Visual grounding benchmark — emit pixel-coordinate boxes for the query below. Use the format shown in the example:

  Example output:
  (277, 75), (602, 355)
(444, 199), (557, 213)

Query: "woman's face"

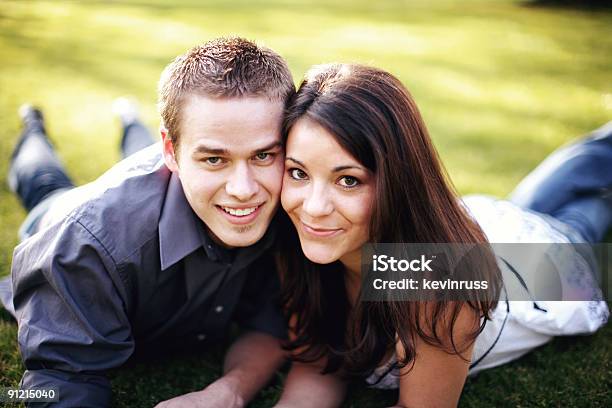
(281, 118), (375, 269)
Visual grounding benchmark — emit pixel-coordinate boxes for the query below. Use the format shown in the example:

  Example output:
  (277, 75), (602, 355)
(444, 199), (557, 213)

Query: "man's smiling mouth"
(218, 205), (261, 217)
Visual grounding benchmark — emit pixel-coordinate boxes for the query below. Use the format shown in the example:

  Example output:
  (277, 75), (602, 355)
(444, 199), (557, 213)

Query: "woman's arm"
(395, 304), (479, 408)
(275, 360), (346, 408)
(274, 311), (346, 408)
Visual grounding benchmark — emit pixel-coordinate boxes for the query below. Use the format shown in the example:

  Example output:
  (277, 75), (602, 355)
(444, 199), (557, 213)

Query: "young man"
(0, 37), (295, 407)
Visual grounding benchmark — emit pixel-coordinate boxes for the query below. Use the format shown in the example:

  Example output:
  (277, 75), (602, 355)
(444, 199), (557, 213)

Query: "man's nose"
(225, 162), (259, 201)
(303, 183), (333, 217)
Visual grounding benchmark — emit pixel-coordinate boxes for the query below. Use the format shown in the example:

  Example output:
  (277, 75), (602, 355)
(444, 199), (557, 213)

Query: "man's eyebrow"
(253, 141), (283, 154)
(286, 157), (365, 172)
(193, 141), (283, 156)
(193, 145), (229, 155)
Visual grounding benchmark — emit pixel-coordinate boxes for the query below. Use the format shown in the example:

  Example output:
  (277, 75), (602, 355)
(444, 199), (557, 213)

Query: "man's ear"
(161, 126), (179, 172)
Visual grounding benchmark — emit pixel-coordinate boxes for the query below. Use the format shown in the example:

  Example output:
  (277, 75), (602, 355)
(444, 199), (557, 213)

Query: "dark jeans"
(8, 120), (156, 213)
(7, 120), (75, 212)
(509, 122), (612, 243)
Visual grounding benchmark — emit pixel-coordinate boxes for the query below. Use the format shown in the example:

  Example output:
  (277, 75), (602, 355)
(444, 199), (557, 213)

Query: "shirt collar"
(159, 173), (209, 270)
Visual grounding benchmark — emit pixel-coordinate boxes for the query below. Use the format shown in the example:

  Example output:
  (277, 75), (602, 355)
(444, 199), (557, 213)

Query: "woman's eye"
(338, 176), (359, 188)
(289, 168), (308, 180)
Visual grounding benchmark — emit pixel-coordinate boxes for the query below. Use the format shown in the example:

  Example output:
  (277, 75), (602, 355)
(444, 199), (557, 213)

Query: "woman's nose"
(303, 184), (333, 217)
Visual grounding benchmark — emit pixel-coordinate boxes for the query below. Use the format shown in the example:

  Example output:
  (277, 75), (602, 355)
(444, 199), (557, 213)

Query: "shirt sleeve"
(232, 253), (287, 340)
(11, 217), (134, 407)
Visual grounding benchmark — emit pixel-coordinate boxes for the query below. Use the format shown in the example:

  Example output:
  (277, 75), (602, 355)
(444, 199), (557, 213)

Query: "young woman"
(274, 63), (610, 407)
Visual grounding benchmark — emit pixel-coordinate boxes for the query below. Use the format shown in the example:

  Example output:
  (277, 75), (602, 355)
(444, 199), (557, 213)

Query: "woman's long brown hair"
(279, 63), (500, 378)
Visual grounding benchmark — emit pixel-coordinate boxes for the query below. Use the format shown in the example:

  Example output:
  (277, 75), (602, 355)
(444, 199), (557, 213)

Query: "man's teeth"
(222, 206), (258, 216)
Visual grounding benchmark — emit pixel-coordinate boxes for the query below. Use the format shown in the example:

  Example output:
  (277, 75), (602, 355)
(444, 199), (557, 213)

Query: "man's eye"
(288, 168), (308, 180)
(254, 152), (272, 161)
(338, 176), (359, 188)
(205, 157), (223, 165)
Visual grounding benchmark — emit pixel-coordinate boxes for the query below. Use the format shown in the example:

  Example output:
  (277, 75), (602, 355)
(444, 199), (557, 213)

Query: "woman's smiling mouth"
(300, 220), (343, 237)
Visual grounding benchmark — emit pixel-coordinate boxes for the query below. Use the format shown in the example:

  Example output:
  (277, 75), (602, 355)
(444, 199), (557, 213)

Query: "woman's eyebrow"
(286, 157), (365, 173)
(332, 165), (364, 172)
(286, 157), (305, 167)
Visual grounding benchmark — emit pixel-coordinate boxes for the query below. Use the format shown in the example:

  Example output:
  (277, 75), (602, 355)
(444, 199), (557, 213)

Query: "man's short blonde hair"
(158, 37), (294, 149)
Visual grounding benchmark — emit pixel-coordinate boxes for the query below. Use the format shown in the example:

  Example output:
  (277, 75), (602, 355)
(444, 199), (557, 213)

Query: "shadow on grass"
(0, 305), (15, 323)
(522, 0), (612, 10)
(109, 343), (225, 406)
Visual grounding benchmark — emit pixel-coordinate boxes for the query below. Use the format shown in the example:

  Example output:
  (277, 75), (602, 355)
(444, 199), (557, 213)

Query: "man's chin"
(219, 235), (263, 248)
(204, 208), (275, 248)
(209, 225), (268, 248)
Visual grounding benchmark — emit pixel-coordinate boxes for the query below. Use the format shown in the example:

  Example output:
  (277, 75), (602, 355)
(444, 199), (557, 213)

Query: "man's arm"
(155, 331), (285, 408)
(20, 370), (113, 408)
(12, 219), (134, 407)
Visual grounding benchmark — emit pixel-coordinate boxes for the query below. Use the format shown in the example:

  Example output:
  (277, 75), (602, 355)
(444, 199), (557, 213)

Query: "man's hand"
(154, 377), (245, 408)
(155, 332), (284, 408)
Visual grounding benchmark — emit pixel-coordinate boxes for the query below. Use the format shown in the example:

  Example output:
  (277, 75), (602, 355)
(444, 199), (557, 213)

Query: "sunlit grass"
(0, 0), (610, 406)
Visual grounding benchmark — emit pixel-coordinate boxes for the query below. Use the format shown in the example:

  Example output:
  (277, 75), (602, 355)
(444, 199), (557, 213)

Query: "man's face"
(162, 94), (284, 248)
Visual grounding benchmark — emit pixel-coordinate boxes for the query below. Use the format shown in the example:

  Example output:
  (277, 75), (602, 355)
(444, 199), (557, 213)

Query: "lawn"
(0, 0), (611, 406)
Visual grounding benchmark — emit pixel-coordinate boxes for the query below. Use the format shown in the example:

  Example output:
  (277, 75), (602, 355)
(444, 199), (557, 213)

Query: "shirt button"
(196, 333), (207, 341)
(215, 305), (224, 313)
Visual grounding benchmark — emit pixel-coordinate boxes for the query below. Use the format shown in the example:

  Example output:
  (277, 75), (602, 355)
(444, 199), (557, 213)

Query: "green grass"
(0, 0), (611, 406)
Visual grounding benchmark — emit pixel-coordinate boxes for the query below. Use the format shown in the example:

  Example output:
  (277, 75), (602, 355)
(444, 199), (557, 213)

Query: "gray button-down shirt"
(9, 144), (286, 407)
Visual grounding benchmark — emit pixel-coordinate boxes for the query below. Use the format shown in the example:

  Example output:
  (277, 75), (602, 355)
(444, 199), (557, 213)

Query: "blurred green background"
(0, 0), (611, 406)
